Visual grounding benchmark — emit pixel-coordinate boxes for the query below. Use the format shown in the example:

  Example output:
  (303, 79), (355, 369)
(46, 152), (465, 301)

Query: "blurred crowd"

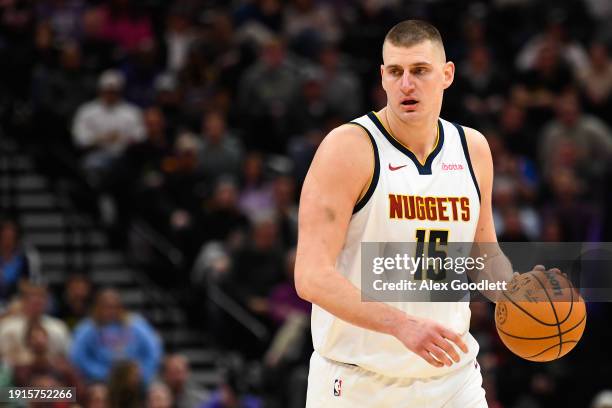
(2, 0), (612, 407)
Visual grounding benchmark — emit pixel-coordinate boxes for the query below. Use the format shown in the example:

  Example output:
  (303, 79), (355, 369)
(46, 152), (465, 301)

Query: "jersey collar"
(367, 111), (444, 175)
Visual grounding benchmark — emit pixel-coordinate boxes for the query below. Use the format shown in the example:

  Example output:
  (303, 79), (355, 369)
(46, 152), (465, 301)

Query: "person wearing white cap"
(72, 69), (145, 183)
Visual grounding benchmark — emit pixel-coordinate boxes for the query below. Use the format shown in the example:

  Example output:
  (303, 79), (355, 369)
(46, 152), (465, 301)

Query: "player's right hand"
(392, 315), (468, 368)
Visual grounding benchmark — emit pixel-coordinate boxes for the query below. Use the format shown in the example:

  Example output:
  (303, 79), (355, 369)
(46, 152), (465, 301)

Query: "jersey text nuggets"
(388, 194), (470, 221)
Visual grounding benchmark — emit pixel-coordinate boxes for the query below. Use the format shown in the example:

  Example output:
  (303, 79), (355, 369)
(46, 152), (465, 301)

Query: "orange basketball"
(494, 269), (586, 362)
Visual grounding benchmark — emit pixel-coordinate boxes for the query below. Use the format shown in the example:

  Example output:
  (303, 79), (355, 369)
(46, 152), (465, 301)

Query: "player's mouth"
(400, 99), (419, 110)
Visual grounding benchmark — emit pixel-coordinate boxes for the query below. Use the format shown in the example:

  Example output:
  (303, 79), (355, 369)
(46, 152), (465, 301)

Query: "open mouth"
(401, 99), (418, 106)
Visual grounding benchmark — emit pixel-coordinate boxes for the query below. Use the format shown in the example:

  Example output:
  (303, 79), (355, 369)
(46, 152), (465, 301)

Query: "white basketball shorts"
(306, 351), (487, 407)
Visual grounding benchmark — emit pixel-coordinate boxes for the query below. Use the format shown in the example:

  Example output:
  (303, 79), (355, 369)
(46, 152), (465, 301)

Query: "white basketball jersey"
(311, 111), (482, 379)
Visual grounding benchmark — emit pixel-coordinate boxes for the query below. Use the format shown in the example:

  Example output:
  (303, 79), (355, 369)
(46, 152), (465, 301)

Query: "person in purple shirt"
(268, 249), (311, 325)
(70, 288), (162, 385)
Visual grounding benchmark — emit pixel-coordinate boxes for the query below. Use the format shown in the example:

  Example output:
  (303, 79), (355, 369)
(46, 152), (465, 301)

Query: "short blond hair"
(383, 20), (445, 60)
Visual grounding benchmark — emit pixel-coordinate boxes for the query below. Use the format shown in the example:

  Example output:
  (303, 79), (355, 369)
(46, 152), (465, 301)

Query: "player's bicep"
(295, 127), (372, 299)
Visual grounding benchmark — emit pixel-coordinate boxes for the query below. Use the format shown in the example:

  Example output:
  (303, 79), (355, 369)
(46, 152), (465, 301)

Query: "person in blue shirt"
(70, 288), (162, 385)
(0, 219), (30, 304)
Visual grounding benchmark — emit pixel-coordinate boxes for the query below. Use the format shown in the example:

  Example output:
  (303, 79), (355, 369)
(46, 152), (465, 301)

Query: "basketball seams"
(502, 292), (559, 326)
(523, 340), (578, 360)
(497, 313), (586, 340)
(531, 273), (563, 359)
(553, 272), (576, 325)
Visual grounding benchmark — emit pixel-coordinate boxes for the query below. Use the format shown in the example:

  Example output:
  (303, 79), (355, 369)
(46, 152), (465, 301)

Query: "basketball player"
(295, 20), (516, 407)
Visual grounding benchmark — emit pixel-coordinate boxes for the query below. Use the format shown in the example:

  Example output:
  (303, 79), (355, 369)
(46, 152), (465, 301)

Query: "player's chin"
(397, 105), (421, 118)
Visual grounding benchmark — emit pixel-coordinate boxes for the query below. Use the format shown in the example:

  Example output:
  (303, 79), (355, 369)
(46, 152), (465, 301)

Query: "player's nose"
(400, 72), (416, 92)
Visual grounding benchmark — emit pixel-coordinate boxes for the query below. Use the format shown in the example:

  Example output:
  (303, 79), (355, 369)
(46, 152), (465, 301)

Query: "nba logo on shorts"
(333, 378), (342, 396)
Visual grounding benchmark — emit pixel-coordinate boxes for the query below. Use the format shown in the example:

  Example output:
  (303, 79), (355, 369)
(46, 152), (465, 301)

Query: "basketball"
(495, 269), (586, 362)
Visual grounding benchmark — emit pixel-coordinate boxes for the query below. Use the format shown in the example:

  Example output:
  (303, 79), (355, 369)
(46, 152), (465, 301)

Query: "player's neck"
(380, 107), (438, 162)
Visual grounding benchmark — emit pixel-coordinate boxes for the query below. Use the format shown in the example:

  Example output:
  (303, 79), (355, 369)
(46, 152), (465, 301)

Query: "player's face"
(381, 40), (454, 123)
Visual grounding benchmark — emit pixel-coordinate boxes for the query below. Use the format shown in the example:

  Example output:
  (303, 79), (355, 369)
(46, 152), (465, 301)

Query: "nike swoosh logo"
(388, 164), (407, 171)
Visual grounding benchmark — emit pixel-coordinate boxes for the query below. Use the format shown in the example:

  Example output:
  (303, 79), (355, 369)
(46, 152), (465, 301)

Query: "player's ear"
(380, 64), (387, 91)
(442, 61), (455, 89)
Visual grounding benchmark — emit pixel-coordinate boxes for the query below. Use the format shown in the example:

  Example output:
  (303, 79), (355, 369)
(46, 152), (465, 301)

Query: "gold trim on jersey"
(373, 111), (439, 166)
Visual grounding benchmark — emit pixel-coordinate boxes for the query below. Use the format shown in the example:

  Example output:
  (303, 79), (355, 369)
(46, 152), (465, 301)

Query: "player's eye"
(413, 67), (428, 75)
(388, 68), (402, 76)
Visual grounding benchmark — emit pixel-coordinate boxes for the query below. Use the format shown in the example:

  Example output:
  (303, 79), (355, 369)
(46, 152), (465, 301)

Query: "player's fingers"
(434, 336), (460, 363)
(440, 328), (468, 354)
(428, 345), (453, 367)
(533, 264), (546, 271)
(419, 350), (444, 368)
(548, 267), (566, 277)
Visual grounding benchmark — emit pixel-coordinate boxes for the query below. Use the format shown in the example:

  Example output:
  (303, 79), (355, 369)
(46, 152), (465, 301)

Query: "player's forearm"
(469, 244), (513, 302)
(296, 266), (408, 337)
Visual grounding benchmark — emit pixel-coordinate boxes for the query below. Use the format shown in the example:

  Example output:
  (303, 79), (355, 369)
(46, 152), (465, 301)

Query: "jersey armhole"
(347, 122), (380, 214)
(453, 123), (482, 203)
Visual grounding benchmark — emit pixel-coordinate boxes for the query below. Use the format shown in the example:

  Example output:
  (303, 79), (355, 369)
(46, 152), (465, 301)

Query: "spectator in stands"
(161, 354), (208, 408)
(96, 0), (153, 53)
(539, 90), (612, 183)
(267, 249), (309, 326)
(31, 42), (96, 143)
(153, 73), (184, 139)
(70, 288), (162, 385)
(578, 41), (612, 122)
(287, 68), (334, 135)
(454, 45), (507, 126)
(511, 42), (575, 126)
(199, 358), (263, 408)
(498, 102), (536, 159)
(107, 360), (145, 408)
(317, 44), (362, 120)
(86, 383), (110, 408)
(283, 0), (340, 57)
(225, 214), (283, 319)
(198, 110), (244, 185)
(35, 0), (85, 45)
(238, 37), (300, 152)
(55, 274), (93, 331)
(264, 249), (310, 369)
(543, 167), (602, 241)
(288, 128), (325, 187)
(591, 390), (612, 408)
(147, 381), (174, 408)
(516, 12), (588, 73)
(198, 177), (250, 246)
(238, 152), (275, 220)
(79, 8), (115, 73)
(0, 219), (30, 304)
(0, 282), (71, 365)
(177, 42), (217, 125)
(164, 6), (197, 73)
(110, 106), (171, 224)
(72, 69), (145, 185)
(234, 0), (283, 34)
(120, 39), (162, 107)
(13, 321), (86, 402)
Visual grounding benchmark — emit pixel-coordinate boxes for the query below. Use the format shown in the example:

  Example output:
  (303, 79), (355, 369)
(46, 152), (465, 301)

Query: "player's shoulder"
(457, 124), (491, 158)
(308, 121), (374, 187)
(324, 121), (372, 145)
(315, 122), (374, 164)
